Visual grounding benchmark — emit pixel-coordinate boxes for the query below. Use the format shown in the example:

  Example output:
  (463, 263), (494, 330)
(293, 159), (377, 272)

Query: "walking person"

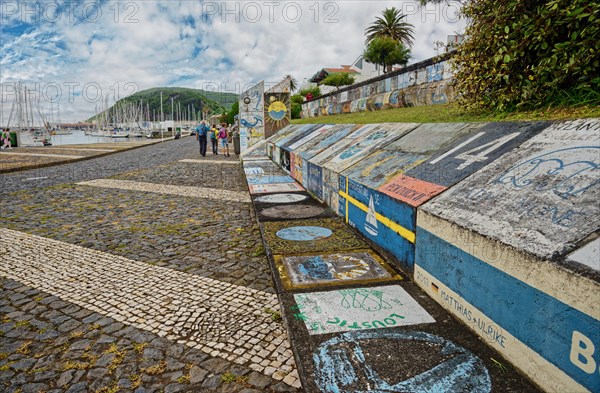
(1, 129), (11, 150)
(219, 123), (230, 157)
(210, 124), (219, 155)
(196, 120), (209, 157)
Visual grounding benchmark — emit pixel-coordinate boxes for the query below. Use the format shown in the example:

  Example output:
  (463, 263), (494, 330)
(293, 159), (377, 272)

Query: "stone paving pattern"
(0, 277), (297, 393)
(0, 139), (302, 392)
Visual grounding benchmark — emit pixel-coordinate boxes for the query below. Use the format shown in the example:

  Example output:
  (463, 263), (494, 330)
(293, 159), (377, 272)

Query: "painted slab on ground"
(240, 139), (267, 158)
(312, 330), (491, 393)
(275, 250), (400, 290)
(293, 285), (435, 335)
(414, 213), (600, 393)
(339, 175), (417, 271)
(422, 119), (599, 259)
(262, 218), (368, 255)
(248, 182), (305, 194)
(246, 174), (296, 185)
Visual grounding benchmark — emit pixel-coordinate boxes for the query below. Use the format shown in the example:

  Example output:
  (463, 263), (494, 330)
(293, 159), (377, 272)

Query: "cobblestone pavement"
(0, 140), (302, 392)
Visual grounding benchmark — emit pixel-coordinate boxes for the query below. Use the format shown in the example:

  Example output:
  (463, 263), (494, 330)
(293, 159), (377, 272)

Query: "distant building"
(308, 55), (382, 94)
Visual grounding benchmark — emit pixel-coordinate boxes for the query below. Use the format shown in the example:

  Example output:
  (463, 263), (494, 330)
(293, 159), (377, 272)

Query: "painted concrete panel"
(248, 183), (304, 194)
(341, 122), (483, 189)
(254, 193), (309, 204)
(274, 250), (400, 290)
(339, 176), (416, 272)
(309, 124), (379, 167)
(322, 123), (418, 174)
(406, 121), (550, 187)
(422, 119), (600, 259)
(293, 285), (435, 335)
(239, 81), (265, 152)
(415, 225), (600, 393)
(307, 162), (323, 201)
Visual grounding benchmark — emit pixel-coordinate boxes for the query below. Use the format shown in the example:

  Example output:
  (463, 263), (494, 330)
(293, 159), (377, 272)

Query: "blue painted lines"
(313, 330), (491, 393)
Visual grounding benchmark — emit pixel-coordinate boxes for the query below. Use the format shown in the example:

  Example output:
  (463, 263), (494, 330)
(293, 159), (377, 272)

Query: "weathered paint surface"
(248, 182), (304, 194)
(307, 162), (323, 201)
(239, 81), (265, 152)
(276, 250), (398, 290)
(254, 193), (308, 204)
(378, 174), (447, 207)
(406, 121), (550, 187)
(246, 174), (296, 185)
(293, 285), (435, 335)
(244, 167), (265, 175)
(276, 226), (332, 241)
(322, 123), (417, 174)
(415, 213), (600, 393)
(339, 175), (416, 271)
(313, 330), (490, 393)
(422, 119), (600, 259)
(309, 124), (379, 167)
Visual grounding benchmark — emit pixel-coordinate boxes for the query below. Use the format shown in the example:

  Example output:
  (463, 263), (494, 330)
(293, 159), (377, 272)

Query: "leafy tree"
(436, 0), (599, 110)
(299, 86), (321, 99)
(224, 101), (239, 125)
(363, 36), (411, 73)
(290, 94), (304, 119)
(365, 7), (415, 47)
(319, 73), (356, 91)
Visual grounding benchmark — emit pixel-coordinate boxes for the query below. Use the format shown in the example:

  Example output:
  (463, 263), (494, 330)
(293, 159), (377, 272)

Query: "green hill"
(87, 87), (238, 122)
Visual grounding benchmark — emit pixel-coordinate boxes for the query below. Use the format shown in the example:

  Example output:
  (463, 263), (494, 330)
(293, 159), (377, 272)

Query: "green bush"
(452, 0), (600, 111)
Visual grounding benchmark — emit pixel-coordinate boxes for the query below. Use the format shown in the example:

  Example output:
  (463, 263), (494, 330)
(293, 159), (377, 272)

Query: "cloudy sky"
(0, 0), (465, 122)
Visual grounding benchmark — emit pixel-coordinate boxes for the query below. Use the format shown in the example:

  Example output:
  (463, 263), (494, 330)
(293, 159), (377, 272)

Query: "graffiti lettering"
(327, 313), (405, 330)
(383, 182), (428, 202)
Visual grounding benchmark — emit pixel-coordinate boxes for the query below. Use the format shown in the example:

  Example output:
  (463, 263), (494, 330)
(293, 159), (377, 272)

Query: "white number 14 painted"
(430, 132), (521, 170)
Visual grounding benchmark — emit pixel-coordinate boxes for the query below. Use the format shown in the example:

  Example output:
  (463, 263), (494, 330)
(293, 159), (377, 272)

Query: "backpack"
(218, 128), (227, 139)
(196, 124), (208, 137)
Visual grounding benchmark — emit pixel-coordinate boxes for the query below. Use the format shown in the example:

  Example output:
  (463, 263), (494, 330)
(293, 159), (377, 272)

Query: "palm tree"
(365, 7), (415, 47)
(285, 74), (298, 92)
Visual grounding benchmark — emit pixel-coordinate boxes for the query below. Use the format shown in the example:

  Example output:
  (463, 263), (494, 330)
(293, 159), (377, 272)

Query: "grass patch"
(291, 103), (600, 125)
(0, 361), (15, 371)
(16, 341), (31, 355)
(131, 342), (147, 355)
(143, 360), (167, 375)
(14, 320), (30, 328)
(0, 352), (8, 360)
(70, 331), (85, 339)
(62, 361), (90, 371)
(129, 374), (142, 389)
(176, 374), (190, 384)
(221, 371), (250, 386)
(252, 244), (265, 257)
(105, 344), (126, 374)
(264, 308), (282, 322)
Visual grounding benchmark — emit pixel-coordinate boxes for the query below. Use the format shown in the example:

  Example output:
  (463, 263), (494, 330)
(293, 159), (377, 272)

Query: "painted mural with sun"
(264, 92), (291, 137)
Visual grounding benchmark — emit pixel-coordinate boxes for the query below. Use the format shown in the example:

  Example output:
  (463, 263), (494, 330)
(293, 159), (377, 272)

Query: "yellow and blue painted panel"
(339, 175), (416, 272)
(415, 227), (600, 392)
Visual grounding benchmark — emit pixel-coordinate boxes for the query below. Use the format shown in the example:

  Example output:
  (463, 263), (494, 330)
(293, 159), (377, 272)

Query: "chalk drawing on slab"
(275, 250), (401, 290)
(249, 183), (305, 194)
(276, 226), (332, 241)
(313, 330), (491, 393)
(255, 193), (308, 204)
(261, 205), (326, 219)
(293, 285), (435, 335)
(244, 167), (265, 175)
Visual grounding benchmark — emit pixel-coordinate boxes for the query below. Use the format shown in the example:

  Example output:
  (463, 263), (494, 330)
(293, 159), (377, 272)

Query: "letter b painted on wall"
(570, 331), (598, 374)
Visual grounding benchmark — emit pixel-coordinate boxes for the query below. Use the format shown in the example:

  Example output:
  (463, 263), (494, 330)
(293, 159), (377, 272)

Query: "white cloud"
(0, 0), (465, 122)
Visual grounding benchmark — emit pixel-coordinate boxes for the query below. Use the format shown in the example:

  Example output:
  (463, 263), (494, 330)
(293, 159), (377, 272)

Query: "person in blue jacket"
(195, 120), (209, 156)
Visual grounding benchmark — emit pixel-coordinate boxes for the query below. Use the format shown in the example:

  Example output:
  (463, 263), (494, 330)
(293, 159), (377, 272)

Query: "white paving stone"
(76, 178), (251, 203)
(0, 228), (295, 380)
(179, 159), (241, 165)
(0, 152), (85, 158)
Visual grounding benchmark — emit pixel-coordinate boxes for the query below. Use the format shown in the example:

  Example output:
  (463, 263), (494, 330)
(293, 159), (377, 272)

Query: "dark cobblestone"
(0, 277), (300, 392)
